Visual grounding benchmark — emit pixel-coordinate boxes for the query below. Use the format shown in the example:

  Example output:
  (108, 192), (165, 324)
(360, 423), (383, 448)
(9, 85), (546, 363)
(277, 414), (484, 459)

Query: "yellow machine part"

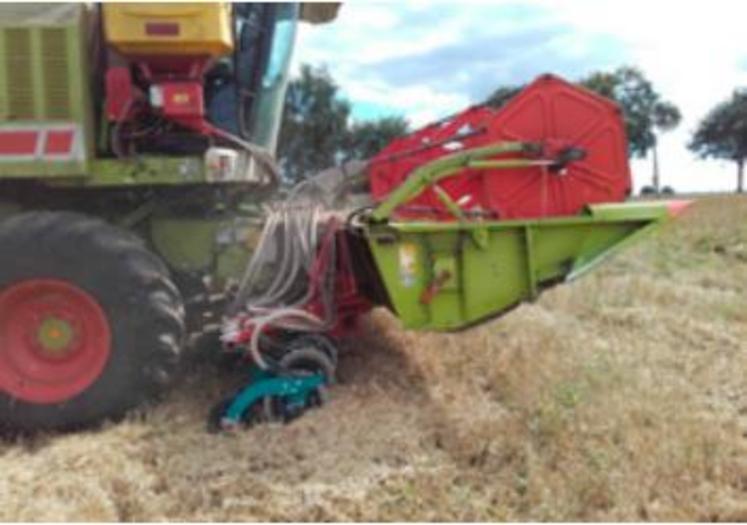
(102, 3), (234, 58)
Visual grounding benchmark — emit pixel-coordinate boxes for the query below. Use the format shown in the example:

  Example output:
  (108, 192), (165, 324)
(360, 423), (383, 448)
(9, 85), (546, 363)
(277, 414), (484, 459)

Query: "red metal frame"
(105, 55), (219, 135)
(229, 220), (371, 349)
(0, 131), (38, 156)
(369, 74), (632, 220)
(318, 225), (372, 338)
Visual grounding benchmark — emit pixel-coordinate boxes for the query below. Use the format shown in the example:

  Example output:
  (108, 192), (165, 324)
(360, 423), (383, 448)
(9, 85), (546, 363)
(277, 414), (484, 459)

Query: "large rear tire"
(0, 212), (185, 433)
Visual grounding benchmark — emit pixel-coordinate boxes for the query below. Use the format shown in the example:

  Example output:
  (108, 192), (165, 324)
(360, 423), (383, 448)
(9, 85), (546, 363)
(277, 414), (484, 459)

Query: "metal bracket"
(471, 227), (489, 250)
(221, 368), (325, 425)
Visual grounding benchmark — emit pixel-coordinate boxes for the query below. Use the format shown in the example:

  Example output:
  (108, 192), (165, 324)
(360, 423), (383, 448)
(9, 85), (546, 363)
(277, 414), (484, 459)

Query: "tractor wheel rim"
(0, 279), (112, 404)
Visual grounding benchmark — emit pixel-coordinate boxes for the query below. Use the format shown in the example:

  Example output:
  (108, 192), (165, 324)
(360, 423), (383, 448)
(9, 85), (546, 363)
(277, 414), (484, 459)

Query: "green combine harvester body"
(0, 3), (304, 284)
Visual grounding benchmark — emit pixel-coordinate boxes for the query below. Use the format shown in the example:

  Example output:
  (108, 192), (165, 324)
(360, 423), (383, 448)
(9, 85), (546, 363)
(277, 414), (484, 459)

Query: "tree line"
(277, 65), (408, 184)
(278, 64), (747, 193)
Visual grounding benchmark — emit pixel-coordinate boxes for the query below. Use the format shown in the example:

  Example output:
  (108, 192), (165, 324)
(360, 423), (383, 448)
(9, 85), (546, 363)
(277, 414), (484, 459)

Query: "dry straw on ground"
(1, 195), (747, 521)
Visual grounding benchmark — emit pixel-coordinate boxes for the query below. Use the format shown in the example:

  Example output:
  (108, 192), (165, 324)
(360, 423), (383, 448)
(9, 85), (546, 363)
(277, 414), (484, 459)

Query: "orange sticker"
(172, 93), (190, 105)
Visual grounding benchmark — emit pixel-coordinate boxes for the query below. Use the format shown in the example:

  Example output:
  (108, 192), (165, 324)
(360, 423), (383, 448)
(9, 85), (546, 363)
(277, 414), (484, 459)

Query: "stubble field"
(1, 194), (747, 521)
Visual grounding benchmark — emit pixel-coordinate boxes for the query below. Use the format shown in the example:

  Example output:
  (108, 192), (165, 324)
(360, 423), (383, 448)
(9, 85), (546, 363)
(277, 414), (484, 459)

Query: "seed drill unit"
(0, 3), (687, 433)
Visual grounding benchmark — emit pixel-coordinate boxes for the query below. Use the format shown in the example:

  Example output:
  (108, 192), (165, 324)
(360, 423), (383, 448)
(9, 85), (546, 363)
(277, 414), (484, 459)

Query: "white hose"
(246, 308), (326, 369)
(224, 170), (344, 369)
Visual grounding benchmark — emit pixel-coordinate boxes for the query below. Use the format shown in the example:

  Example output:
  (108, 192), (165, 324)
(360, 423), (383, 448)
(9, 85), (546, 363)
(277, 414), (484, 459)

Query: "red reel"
(369, 74), (632, 220)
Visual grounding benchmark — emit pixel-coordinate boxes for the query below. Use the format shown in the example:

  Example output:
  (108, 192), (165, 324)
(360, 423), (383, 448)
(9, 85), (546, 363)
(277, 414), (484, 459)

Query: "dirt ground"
(1, 194), (747, 521)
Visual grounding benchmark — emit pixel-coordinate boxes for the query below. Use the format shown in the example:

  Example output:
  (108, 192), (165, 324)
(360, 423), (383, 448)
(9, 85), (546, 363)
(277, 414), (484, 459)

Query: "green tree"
(485, 85), (523, 109)
(648, 101), (681, 191)
(484, 67), (682, 187)
(343, 116), (409, 161)
(580, 67), (681, 190)
(277, 65), (409, 184)
(277, 65), (351, 184)
(689, 89), (747, 193)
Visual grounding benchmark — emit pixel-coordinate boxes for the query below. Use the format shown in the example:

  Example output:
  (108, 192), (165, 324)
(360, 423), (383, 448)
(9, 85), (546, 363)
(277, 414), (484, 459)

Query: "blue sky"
(292, 1), (747, 193)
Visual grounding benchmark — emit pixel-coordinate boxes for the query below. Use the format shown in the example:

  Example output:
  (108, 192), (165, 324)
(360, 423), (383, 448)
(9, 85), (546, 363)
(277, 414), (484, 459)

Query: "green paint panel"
(364, 201), (674, 331)
(89, 157), (205, 187)
(149, 215), (258, 285)
(0, 4), (94, 178)
(150, 218), (220, 274)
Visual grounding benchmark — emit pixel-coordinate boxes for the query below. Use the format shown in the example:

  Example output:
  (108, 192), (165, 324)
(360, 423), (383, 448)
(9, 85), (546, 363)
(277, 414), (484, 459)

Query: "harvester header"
(369, 74), (632, 221)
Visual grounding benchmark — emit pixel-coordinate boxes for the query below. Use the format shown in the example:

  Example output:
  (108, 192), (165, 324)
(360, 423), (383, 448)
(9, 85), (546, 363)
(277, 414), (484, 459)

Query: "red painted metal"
(135, 56), (212, 81)
(369, 74), (632, 220)
(161, 82), (204, 119)
(105, 66), (137, 121)
(0, 279), (112, 404)
(317, 227), (372, 338)
(0, 131), (38, 156)
(0, 128), (80, 159)
(230, 221), (371, 348)
(44, 130), (75, 155)
(105, 56), (217, 137)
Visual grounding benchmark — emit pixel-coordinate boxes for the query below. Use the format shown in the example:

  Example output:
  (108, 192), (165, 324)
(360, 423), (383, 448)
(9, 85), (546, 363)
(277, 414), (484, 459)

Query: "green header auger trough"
(364, 200), (684, 332)
(0, 3), (689, 434)
(359, 140), (689, 331)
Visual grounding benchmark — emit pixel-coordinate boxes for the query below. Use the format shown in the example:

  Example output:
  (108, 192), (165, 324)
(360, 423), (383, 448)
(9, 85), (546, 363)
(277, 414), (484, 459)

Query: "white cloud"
(294, 1), (747, 192)
(531, 0), (747, 191)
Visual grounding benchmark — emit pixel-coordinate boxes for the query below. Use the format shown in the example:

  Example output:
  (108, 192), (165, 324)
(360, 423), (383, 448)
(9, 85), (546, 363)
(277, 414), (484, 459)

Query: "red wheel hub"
(0, 279), (111, 404)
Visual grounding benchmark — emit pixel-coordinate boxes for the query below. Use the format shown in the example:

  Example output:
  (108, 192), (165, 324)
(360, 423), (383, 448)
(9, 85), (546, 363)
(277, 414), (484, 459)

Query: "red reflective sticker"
(0, 131), (38, 155)
(44, 130), (74, 155)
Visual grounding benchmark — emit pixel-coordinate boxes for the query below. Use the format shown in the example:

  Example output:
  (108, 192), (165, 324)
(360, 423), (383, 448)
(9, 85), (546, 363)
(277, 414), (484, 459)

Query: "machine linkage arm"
(369, 141), (586, 222)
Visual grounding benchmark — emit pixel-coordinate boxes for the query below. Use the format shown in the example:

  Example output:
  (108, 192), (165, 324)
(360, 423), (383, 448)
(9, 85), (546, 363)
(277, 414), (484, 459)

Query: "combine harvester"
(0, 3), (687, 434)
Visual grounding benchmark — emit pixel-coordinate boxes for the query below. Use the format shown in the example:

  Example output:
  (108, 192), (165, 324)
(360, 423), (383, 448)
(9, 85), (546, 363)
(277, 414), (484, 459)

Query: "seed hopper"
(212, 74), (689, 430)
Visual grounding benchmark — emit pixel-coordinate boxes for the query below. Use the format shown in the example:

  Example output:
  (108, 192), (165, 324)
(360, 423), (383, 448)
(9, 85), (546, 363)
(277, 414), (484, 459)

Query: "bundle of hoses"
(222, 176), (343, 370)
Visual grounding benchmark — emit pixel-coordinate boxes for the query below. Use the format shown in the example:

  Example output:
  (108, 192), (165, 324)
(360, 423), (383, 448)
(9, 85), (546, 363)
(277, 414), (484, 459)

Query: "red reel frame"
(369, 74), (632, 221)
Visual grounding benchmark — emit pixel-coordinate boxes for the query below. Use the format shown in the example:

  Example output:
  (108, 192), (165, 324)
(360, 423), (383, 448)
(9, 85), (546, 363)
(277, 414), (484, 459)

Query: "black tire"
(280, 344), (337, 385)
(0, 212), (185, 433)
(287, 334), (338, 369)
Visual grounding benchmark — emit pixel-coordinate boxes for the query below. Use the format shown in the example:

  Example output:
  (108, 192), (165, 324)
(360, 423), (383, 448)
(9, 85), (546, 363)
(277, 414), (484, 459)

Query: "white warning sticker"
(399, 243), (418, 288)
